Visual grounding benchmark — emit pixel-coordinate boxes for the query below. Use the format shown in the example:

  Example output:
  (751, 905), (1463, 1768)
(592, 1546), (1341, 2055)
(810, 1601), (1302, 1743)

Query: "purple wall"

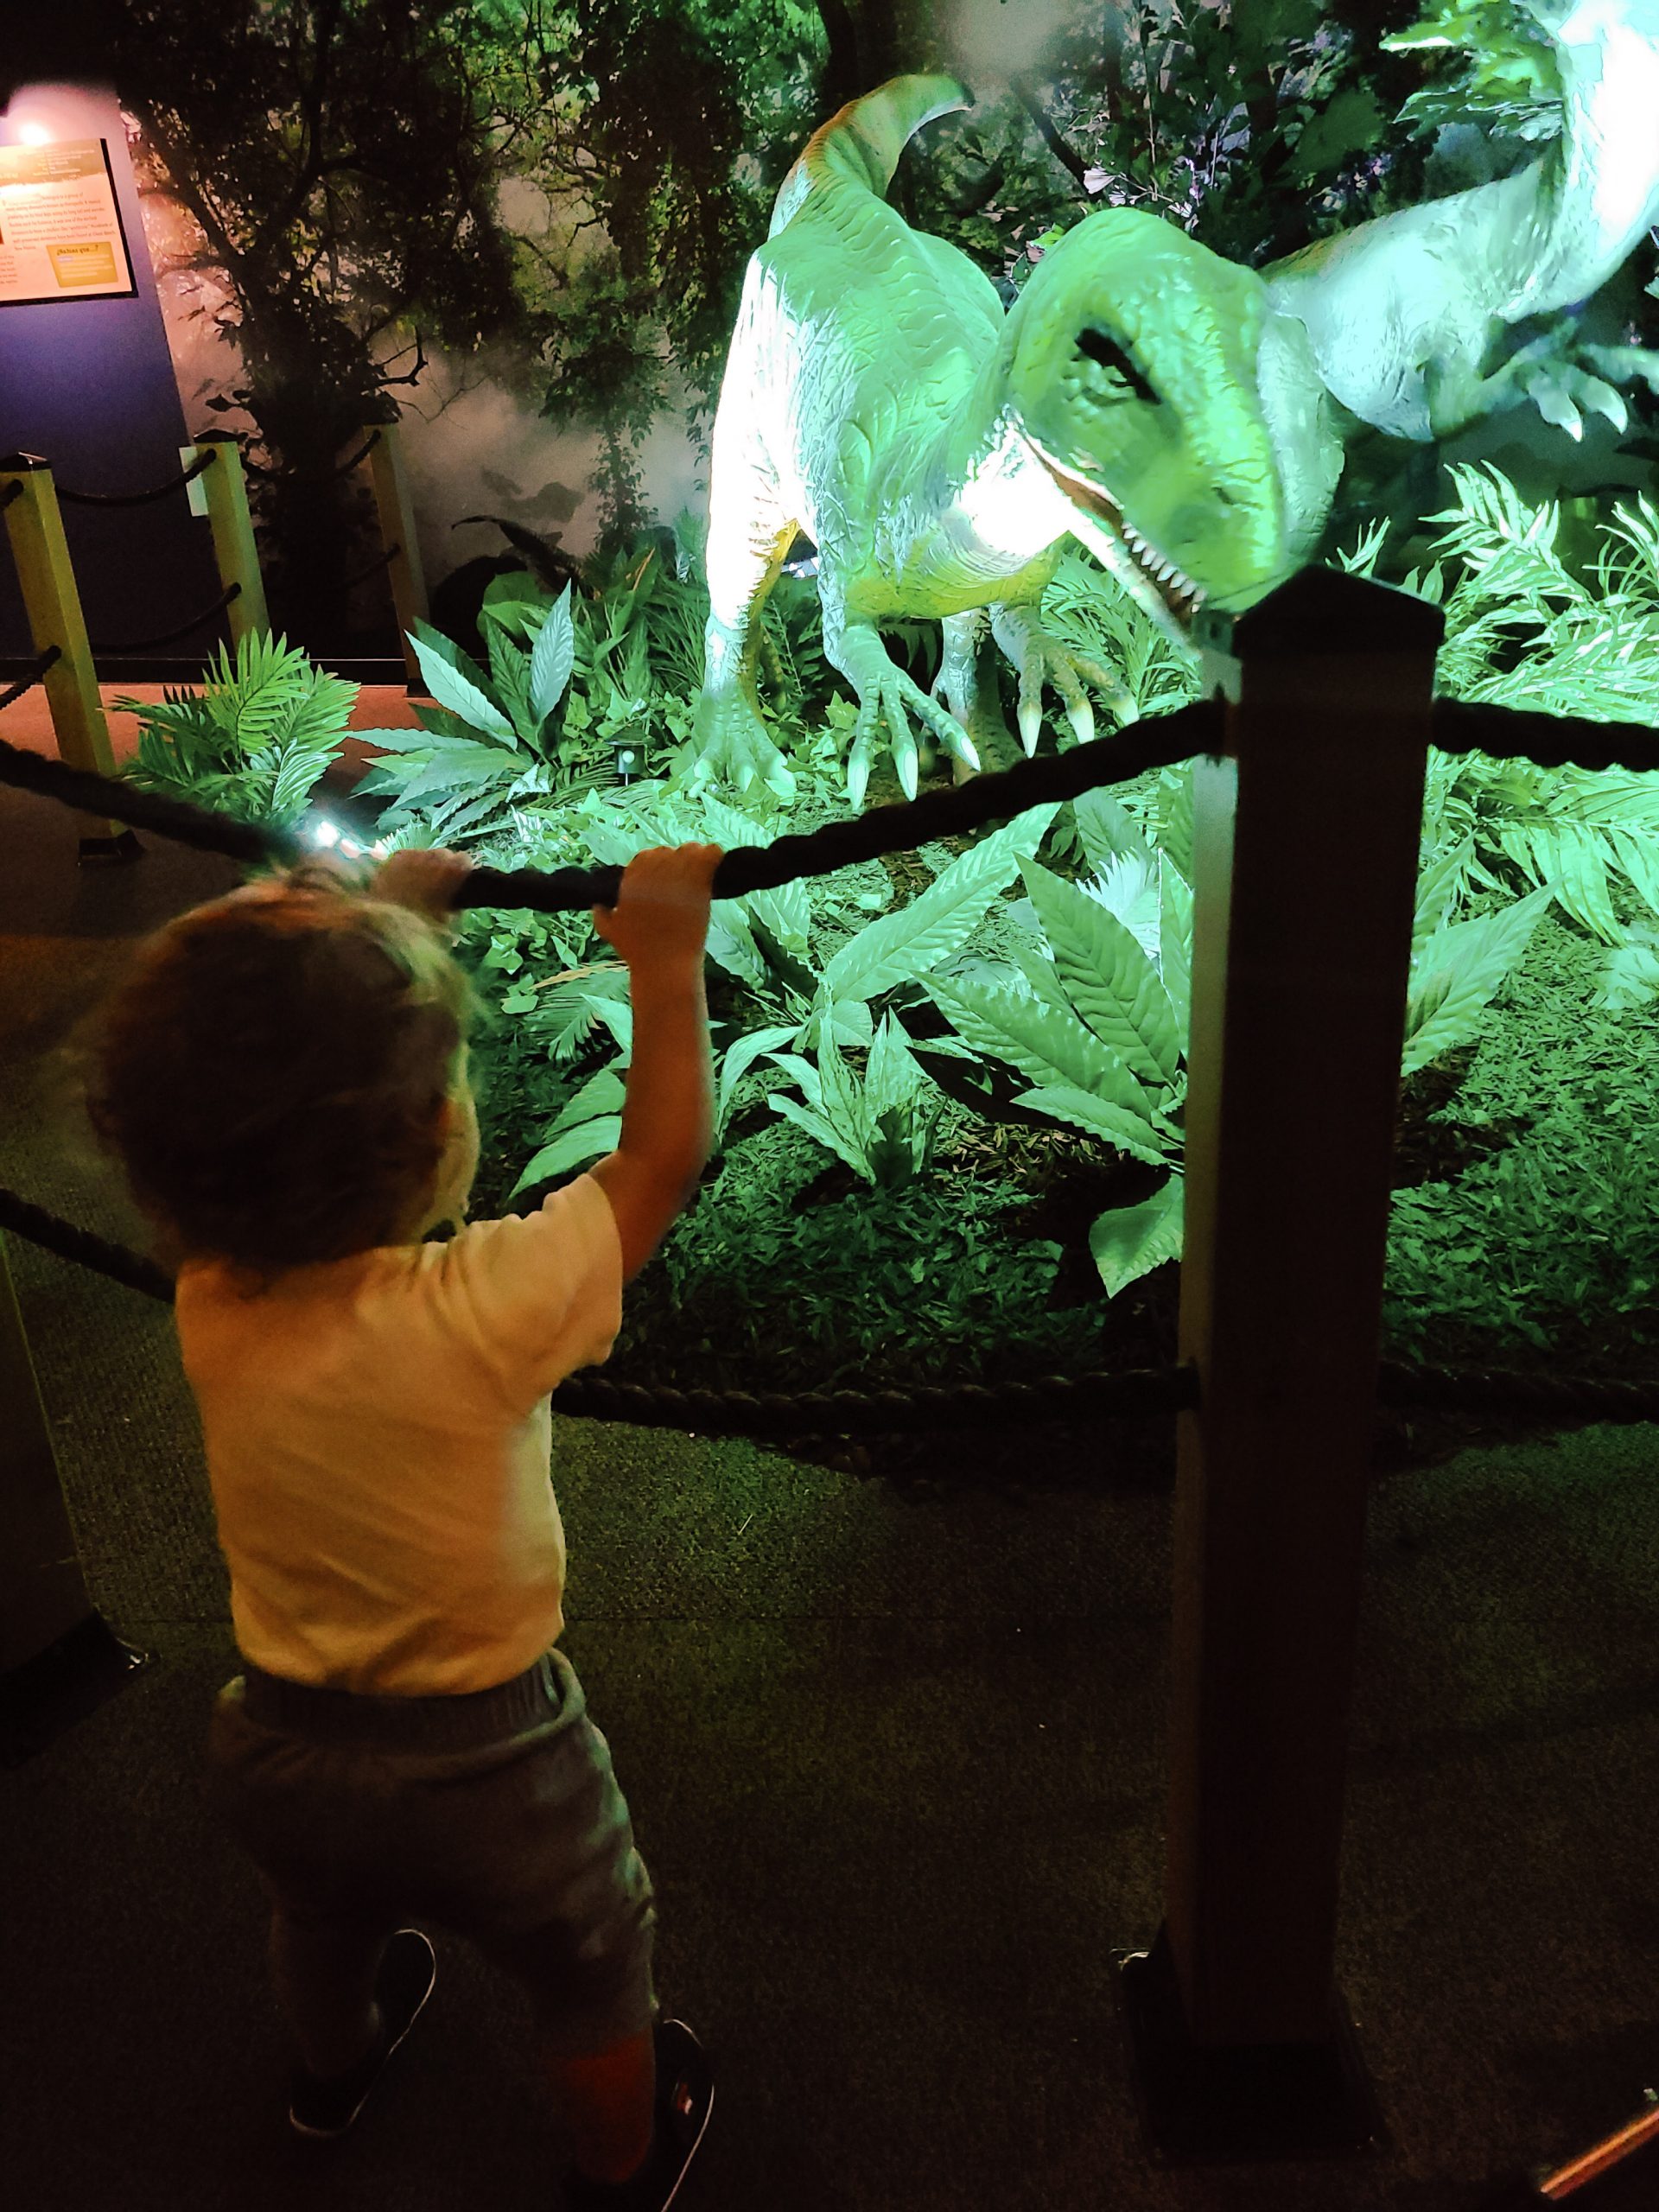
(0, 84), (220, 661)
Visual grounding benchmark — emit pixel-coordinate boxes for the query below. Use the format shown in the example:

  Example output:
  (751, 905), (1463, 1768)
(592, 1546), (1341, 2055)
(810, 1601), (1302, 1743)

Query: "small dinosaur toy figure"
(695, 3), (1659, 803)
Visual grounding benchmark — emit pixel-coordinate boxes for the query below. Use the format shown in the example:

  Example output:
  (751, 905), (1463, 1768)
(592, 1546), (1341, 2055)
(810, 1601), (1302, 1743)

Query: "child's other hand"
(372, 847), (473, 924)
(594, 843), (723, 968)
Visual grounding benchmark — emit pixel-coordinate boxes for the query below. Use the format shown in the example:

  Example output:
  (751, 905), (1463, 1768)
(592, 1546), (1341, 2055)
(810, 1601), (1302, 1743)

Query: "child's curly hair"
(87, 868), (475, 1274)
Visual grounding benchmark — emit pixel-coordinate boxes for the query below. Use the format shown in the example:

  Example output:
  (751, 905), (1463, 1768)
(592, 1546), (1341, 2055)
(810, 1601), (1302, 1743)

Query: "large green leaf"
(707, 902), (771, 990)
(1014, 1085), (1173, 1166)
(510, 1116), (621, 1196)
(866, 1015), (925, 1116)
(1090, 1173), (1185, 1296)
(769, 1094), (872, 1180)
(1608, 824), (1659, 921)
(817, 806), (1057, 1007)
(1072, 789), (1153, 876)
(409, 626), (518, 745)
(929, 976), (1151, 1116)
(1020, 861), (1181, 1087)
(1402, 885), (1552, 1074)
(529, 586), (576, 722)
(548, 1066), (628, 1135)
(715, 1023), (798, 1135)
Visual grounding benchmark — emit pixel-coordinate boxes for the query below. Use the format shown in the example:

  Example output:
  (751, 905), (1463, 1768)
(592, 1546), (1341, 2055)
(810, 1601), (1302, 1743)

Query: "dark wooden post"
(1119, 566), (1442, 2158)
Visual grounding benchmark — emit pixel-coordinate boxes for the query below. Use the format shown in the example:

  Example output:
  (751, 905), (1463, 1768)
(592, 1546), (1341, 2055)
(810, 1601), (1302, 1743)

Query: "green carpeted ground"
(3, 772), (1657, 2212)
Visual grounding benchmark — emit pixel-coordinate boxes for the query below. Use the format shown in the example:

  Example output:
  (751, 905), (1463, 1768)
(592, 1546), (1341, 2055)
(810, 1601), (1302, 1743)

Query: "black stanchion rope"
(0, 697), (1224, 906)
(87, 582), (243, 658)
(0, 645), (62, 714)
(8, 1185), (1659, 1436)
(1432, 696), (1659, 779)
(53, 449), (218, 509)
(0, 1186), (1193, 1435)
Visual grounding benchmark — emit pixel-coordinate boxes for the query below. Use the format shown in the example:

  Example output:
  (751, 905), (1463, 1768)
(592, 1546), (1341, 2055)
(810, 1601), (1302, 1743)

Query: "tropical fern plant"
(505, 800), (1057, 1196)
(357, 585), (614, 844)
(117, 632), (364, 826)
(926, 786), (1552, 1295)
(1342, 464), (1659, 942)
(1039, 545), (1202, 728)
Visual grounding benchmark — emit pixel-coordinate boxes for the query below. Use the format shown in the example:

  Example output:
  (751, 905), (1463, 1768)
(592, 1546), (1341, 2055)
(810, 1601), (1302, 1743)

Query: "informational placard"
(0, 139), (137, 306)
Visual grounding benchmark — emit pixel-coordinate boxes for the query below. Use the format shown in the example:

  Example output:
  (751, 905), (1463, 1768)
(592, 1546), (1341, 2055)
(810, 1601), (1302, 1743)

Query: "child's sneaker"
(563, 2018), (715, 2211)
(287, 1927), (436, 2139)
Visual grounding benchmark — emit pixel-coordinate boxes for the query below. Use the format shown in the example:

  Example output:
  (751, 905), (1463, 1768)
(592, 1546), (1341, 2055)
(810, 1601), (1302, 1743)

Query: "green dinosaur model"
(694, 1), (1659, 804)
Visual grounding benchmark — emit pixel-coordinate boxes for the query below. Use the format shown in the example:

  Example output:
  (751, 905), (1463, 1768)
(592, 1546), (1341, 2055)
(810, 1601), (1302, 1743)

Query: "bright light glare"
(17, 124), (54, 146)
(310, 819), (340, 848)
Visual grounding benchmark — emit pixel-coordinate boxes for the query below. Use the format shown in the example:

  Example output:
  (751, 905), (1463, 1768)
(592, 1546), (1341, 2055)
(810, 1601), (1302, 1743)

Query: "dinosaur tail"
(769, 73), (972, 238)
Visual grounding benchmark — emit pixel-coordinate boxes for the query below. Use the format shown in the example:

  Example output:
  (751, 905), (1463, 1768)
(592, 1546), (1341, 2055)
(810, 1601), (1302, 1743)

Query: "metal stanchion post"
(186, 432), (270, 645)
(1117, 566), (1442, 2160)
(0, 453), (129, 855)
(362, 419), (430, 689)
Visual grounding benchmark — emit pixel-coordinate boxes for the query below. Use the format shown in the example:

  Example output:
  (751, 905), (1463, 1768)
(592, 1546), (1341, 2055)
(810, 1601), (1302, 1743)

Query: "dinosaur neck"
(904, 342), (1077, 593)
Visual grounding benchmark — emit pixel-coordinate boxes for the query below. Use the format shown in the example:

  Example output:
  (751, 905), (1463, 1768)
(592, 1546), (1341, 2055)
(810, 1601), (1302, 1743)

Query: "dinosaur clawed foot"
(845, 662), (978, 808)
(990, 607), (1136, 753)
(689, 685), (797, 800)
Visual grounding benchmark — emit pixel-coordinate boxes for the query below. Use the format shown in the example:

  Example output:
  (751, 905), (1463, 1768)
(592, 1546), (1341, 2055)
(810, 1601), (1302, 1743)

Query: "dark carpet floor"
(3, 772), (1658, 2212)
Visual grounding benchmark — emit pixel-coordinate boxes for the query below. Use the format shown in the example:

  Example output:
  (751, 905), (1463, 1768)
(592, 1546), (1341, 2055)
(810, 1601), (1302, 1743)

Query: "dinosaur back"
(769, 73), (972, 238)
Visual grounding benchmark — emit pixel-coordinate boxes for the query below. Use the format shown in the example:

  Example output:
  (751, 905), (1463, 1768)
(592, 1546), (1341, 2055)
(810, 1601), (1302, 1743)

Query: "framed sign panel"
(0, 139), (137, 306)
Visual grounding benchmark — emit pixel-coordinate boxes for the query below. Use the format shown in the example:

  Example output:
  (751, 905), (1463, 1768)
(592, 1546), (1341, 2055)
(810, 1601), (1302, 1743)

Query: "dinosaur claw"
(1065, 698), (1096, 747)
(846, 741), (873, 810)
(897, 738), (919, 800)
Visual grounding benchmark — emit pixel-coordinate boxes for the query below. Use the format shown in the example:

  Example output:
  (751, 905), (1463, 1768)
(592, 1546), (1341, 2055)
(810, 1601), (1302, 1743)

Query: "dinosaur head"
(1007, 209), (1289, 629)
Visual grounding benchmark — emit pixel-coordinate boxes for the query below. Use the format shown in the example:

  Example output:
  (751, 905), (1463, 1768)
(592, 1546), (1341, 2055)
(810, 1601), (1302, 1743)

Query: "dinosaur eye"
(1076, 328), (1160, 405)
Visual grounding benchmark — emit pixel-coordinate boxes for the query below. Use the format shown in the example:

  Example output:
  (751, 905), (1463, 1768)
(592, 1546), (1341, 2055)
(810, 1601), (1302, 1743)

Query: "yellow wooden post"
(362, 419), (429, 687)
(186, 431), (270, 644)
(0, 453), (127, 854)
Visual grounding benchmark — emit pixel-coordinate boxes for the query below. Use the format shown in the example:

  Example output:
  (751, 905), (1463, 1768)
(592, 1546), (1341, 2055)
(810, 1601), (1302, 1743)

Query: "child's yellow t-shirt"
(175, 1174), (623, 1697)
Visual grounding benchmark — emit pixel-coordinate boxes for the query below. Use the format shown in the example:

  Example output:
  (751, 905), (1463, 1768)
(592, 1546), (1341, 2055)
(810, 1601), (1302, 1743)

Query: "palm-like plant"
(117, 632), (361, 826)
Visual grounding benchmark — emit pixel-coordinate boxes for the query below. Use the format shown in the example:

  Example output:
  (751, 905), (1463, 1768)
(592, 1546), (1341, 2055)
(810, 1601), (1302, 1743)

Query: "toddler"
(88, 840), (721, 2212)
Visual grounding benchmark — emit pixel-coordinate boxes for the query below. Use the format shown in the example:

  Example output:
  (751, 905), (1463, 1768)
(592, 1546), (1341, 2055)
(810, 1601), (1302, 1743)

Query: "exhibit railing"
(2, 563), (1657, 2159)
(0, 421), (429, 843)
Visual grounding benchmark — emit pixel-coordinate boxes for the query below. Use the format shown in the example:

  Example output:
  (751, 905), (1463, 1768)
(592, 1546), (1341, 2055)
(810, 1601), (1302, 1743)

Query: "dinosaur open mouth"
(1030, 448), (1205, 624)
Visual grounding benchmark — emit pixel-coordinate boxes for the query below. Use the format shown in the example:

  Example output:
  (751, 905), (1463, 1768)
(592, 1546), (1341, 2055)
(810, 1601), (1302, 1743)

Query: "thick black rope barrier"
(1377, 1358), (1659, 1426)
(0, 645), (62, 715)
(467, 699), (1225, 912)
(1432, 697), (1659, 779)
(87, 582), (243, 658)
(0, 731), (298, 865)
(0, 1186), (1193, 1434)
(245, 430), (381, 487)
(0, 1189), (175, 1302)
(53, 449), (218, 509)
(0, 698), (1223, 906)
(10, 1184), (1659, 1435)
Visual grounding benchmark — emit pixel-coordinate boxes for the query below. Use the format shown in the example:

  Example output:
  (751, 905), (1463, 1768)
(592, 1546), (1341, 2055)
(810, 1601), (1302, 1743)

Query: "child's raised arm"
(588, 843), (721, 1281)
